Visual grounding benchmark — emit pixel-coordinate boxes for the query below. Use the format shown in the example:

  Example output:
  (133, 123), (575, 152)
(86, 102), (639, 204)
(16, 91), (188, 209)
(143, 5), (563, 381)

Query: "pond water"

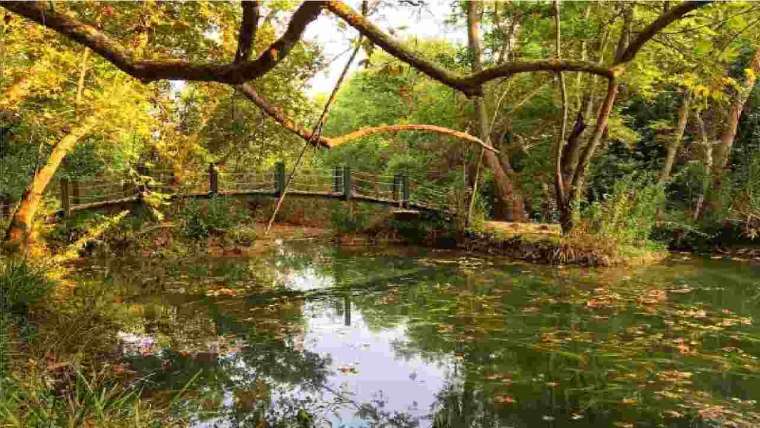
(73, 243), (760, 427)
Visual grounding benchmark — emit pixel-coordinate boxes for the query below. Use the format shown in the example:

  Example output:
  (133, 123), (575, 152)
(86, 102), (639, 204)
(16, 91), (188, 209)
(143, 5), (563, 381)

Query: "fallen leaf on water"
(494, 395), (516, 404)
(337, 364), (358, 375)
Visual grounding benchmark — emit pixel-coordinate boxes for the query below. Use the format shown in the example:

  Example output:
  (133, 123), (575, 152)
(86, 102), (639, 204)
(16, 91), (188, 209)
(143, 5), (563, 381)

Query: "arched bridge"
(55, 162), (457, 218)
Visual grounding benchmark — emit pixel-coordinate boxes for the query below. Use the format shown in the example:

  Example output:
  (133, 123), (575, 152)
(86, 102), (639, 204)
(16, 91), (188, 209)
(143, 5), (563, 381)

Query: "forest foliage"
(2, 1), (760, 426)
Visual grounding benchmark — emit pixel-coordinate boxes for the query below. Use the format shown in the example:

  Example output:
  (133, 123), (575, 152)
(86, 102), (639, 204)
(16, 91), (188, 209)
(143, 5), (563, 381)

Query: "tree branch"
(236, 84), (496, 152)
(0, 0), (324, 84)
(324, 0), (612, 96)
(235, 1), (261, 63)
(329, 124), (497, 152)
(615, 1), (711, 64)
(236, 83), (331, 148)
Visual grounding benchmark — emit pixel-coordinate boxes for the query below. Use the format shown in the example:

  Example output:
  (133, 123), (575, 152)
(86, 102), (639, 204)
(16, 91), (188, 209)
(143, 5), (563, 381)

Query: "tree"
(466, 0), (528, 221)
(1, 13), (155, 251)
(1, 0), (712, 237)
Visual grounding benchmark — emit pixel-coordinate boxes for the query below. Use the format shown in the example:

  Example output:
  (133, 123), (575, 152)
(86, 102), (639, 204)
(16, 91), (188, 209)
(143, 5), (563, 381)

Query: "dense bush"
(0, 258), (54, 373)
(0, 258), (53, 325)
(730, 151), (760, 238)
(329, 203), (377, 235)
(177, 197), (248, 239)
(576, 173), (666, 254)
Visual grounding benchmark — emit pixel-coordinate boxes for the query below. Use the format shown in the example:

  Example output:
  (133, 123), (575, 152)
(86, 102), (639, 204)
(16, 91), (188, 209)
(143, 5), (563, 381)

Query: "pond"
(72, 243), (760, 427)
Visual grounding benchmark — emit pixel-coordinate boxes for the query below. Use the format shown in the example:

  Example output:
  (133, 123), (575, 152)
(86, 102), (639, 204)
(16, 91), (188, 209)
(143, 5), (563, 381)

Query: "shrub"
(178, 197), (247, 239)
(329, 203), (375, 234)
(0, 258), (53, 324)
(730, 152), (760, 239)
(0, 258), (53, 372)
(46, 211), (109, 246)
(226, 225), (258, 246)
(575, 173), (666, 255)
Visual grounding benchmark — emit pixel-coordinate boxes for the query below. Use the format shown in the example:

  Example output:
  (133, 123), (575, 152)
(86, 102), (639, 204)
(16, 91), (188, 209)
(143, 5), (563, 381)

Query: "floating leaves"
(493, 395), (516, 405)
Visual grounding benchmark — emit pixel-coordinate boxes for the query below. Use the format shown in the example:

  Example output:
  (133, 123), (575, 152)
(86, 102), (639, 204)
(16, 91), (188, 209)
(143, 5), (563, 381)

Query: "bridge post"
(136, 163), (149, 195)
(333, 166), (343, 193)
(60, 178), (71, 217)
(71, 180), (81, 206)
(393, 174), (402, 206)
(122, 178), (136, 198)
(343, 166), (352, 200)
(208, 163), (219, 195)
(401, 174), (409, 208)
(274, 161), (286, 196)
(0, 196), (9, 219)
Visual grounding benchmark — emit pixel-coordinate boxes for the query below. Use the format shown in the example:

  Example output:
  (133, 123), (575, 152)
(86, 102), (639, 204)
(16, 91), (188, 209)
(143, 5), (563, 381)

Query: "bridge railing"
(56, 161), (456, 216)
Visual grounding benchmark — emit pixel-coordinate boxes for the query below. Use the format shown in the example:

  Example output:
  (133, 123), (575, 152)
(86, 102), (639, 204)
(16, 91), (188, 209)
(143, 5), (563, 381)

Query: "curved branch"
(465, 60), (613, 87)
(236, 83), (331, 148)
(3, 0), (707, 92)
(329, 124), (497, 152)
(237, 84), (495, 152)
(615, 1), (712, 64)
(0, 0), (325, 84)
(325, 0), (612, 96)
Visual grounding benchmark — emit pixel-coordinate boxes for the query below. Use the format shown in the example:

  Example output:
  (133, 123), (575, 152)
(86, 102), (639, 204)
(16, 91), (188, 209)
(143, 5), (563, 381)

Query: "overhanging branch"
(329, 124), (497, 152)
(0, 0), (324, 84)
(236, 83), (331, 148)
(616, 1), (711, 64)
(237, 84), (496, 152)
(325, 0), (612, 95)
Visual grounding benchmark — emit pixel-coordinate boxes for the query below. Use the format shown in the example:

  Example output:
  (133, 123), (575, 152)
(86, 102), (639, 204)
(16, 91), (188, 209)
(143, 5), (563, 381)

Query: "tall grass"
(0, 366), (190, 427)
(177, 196), (248, 239)
(731, 152), (760, 238)
(0, 258), (188, 427)
(572, 174), (666, 259)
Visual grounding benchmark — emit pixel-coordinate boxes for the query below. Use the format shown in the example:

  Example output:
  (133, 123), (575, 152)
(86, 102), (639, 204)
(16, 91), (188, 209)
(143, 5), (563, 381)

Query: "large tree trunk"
(552, 0), (570, 231)
(659, 91), (690, 184)
(4, 48), (95, 253)
(712, 46), (760, 180)
(466, 0), (527, 222)
(4, 120), (96, 252)
(558, 4), (630, 232)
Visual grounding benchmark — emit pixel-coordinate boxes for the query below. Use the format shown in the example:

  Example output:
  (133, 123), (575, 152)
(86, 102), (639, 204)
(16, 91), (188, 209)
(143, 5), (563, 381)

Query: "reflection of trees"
(91, 245), (760, 426)
(348, 260), (760, 427)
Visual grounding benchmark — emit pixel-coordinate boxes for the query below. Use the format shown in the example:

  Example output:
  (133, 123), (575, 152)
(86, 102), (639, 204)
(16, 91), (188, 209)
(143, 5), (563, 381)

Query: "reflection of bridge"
(56, 162), (456, 218)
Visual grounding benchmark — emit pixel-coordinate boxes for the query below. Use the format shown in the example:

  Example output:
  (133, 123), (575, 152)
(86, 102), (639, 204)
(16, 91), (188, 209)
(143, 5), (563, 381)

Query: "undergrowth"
(571, 173), (667, 261)
(0, 257), (187, 427)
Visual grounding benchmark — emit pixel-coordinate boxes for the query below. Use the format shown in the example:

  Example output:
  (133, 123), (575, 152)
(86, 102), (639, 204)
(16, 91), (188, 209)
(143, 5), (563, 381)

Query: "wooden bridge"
(53, 162), (457, 218)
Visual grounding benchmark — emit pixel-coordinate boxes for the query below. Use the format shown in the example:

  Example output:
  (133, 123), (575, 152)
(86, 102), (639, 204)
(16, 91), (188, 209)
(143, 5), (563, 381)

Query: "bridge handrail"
(53, 161), (457, 217)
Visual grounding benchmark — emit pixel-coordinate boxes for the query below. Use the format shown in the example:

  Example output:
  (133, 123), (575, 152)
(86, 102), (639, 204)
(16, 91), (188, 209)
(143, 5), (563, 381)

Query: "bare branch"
(235, 1), (261, 63)
(570, 78), (619, 200)
(0, 0), (324, 84)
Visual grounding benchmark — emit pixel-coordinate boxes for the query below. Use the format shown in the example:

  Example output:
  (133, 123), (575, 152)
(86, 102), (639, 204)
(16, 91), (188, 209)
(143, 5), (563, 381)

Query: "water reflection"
(76, 244), (760, 427)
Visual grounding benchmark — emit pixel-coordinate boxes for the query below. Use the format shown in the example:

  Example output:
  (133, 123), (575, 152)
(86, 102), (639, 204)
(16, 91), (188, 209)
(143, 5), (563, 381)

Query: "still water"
(74, 243), (760, 427)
